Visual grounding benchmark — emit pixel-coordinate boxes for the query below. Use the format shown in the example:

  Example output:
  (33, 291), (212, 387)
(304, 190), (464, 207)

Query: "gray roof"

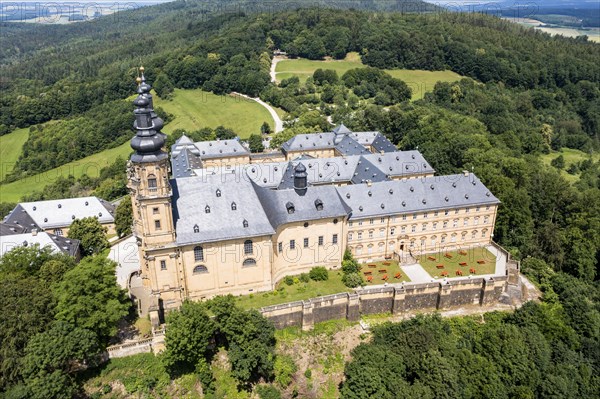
(4, 197), (115, 229)
(281, 132), (337, 153)
(172, 173), (275, 245)
(2, 205), (39, 231)
(171, 136), (203, 178)
(193, 138), (249, 159)
(350, 156), (389, 184)
(0, 231), (80, 257)
(362, 151), (435, 177)
(371, 134), (397, 153)
(254, 184), (350, 228)
(336, 173), (500, 220)
(0, 222), (28, 236)
(334, 134), (371, 156)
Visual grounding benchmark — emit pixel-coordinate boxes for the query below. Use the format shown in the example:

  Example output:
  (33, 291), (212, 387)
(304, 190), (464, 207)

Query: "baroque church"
(128, 70), (500, 311)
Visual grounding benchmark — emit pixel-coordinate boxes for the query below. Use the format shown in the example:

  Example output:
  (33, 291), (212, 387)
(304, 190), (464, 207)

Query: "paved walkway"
(401, 263), (434, 283)
(231, 92), (284, 133)
(270, 55), (287, 83)
(108, 235), (140, 290)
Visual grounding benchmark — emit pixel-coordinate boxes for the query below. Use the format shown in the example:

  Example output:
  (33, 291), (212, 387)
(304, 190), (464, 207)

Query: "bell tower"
(127, 67), (175, 248)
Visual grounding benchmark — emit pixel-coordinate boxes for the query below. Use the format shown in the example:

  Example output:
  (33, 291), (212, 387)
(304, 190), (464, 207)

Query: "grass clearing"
(417, 247), (497, 278)
(540, 148), (598, 183)
(236, 269), (351, 310)
(275, 52), (462, 100)
(154, 89), (274, 138)
(0, 127), (29, 181)
(0, 142), (132, 203)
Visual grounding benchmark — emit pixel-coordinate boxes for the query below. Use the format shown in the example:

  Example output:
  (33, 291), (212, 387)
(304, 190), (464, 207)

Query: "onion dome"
(130, 85), (167, 163)
(133, 66), (164, 131)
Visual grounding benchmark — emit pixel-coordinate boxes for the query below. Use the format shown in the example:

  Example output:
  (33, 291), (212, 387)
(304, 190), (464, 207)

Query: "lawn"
(540, 147), (598, 183)
(275, 52), (463, 100)
(153, 88), (275, 138)
(361, 260), (411, 285)
(0, 142), (132, 203)
(236, 269), (351, 310)
(417, 247), (497, 278)
(0, 127), (29, 181)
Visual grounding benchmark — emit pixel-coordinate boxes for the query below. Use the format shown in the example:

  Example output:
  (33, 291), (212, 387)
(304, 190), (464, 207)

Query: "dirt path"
(270, 55), (287, 83)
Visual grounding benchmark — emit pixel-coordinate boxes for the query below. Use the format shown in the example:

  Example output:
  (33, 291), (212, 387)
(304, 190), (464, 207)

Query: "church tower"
(127, 67), (176, 259)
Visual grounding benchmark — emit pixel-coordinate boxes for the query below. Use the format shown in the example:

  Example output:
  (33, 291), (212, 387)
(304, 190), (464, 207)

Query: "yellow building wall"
(285, 149), (336, 160)
(201, 155), (251, 168)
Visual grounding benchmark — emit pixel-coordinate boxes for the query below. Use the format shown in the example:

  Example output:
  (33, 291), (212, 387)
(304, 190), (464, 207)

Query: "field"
(417, 247), (497, 278)
(154, 89), (275, 138)
(275, 52), (463, 100)
(0, 127), (29, 181)
(0, 142), (132, 203)
(540, 148), (599, 183)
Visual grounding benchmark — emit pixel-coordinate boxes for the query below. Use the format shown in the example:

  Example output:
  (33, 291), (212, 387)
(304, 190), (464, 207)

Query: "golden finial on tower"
(139, 66), (145, 72)
(136, 76), (142, 86)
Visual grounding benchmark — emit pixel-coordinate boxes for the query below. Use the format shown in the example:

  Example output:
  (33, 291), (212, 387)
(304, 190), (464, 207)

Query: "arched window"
(147, 174), (157, 191)
(231, 202), (237, 210)
(193, 224), (199, 233)
(244, 240), (253, 255)
(205, 205), (211, 214)
(193, 265), (208, 274)
(242, 258), (257, 267)
(194, 246), (204, 261)
(216, 189), (221, 197)
(243, 220), (249, 228)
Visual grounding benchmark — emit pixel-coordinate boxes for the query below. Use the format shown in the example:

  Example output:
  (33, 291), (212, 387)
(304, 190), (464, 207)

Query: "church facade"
(128, 72), (500, 311)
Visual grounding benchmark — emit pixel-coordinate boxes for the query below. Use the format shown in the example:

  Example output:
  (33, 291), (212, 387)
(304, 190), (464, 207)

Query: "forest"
(0, 2), (599, 398)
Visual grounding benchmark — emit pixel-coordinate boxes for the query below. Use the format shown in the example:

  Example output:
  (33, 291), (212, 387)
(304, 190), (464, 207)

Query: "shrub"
(309, 266), (329, 281)
(256, 385), (282, 399)
(283, 275), (294, 286)
(304, 368), (312, 379)
(342, 272), (364, 288)
(274, 354), (297, 387)
(341, 259), (360, 274)
(299, 273), (310, 283)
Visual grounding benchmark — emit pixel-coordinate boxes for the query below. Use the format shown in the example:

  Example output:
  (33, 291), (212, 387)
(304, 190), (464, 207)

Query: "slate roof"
(334, 134), (371, 156)
(171, 135), (202, 178)
(281, 133), (337, 154)
(0, 231), (80, 257)
(336, 173), (500, 220)
(0, 223), (28, 236)
(350, 156), (389, 184)
(254, 184), (351, 228)
(362, 151), (434, 177)
(194, 138), (249, 159)
(4, 197), (115, 229)
(172, 173), (275, 245)
(371, 134), (397, 153)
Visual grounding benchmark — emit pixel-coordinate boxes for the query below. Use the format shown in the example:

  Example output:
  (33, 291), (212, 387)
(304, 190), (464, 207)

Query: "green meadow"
(0, 127), (29, 181)
(275, 52), (463, 100)
(153, 89), (275, 138)
(540, 148), (599, 183)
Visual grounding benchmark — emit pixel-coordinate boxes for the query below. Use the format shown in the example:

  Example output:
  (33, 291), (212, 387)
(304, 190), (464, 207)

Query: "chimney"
(463, 170), (469, 177)
(31, 229), (38, 236)
(367, 180), (373, 187)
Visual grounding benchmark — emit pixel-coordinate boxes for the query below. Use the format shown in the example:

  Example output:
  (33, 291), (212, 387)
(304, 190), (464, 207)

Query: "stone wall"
(261, 276), (508, 330)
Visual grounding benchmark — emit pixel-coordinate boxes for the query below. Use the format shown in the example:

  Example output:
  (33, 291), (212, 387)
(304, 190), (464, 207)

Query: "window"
(379, 228), (385, 237)
(441, 235), (446, 243)
(444, 210), (449, 216)
(205, 205), (210, 214)
(401, 226), (406, 234)
(154, 220), (161, 230)
(486, 205), (490, 211)
(402, 215), (407, 221)
(422, 223), (427, 231)
(455, 209), (459, 214)
(411, 225), (416, 233)
(193, 224), (199, 233)
(476, 206), (480, 212)
(466, 208), (470, 213)
(55, 228), (63, 236)
(471, 231), (477, 239)
(433, 222), (438, 230)
(431, 237), (437, 246)
(194, 246), (204, 261)
(420, 238), (426, 247)
(148, 175), (157, 191)
(462, 232), (467, 240)
(443, 221), (448, 229)
(482, 230), (487, 237)
(318, 236), (324, 246)
(358, 231), (363, 239)
(193, 265), (208, 274)
(349, 221), (353, 227)
(290, 239), (296, 250)
(392, 216), (397, 222)
(332, 234), (338, 244)
(278, 242), (283, 253)
(231, 202), (237, 210)
(369, 230), (374, 239)
(453, 219), (459, 228)
(484, 216), (489, 224)
(160, 260), (166, 270)
(358, 220), (363, 226)
(474, 217), (480, 225)
(152, 207), (159, 214)
(356, 246), (363, 255)
(304, 238), (309, 248)
(464, 218), (469, 226)
(369, 218), (374, 225)
(216, 189), (221, 197)
(348, 233), (353, 241)
(434, 211), (439, 217)
(412, 213), (417, 220)
(244, 240), (253, 255)
(242, 258), (257, 267)
(451, 234), (457, 243)
(424, 212), (428, 219)
(368, 244), (373, 254)
(391, 227), (396, 235)
(380, 217), (385, 223)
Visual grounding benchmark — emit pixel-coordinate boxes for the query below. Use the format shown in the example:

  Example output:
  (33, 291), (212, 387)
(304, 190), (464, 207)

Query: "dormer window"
(286, 202), (295, 214)
(216, 189), (221, 197)
(193, 224), (199, 233)
(315, 199), (323, 211)
(243, 219), (249, 228)
(231, 202), (237, 211)
(205, 205), (211, 214)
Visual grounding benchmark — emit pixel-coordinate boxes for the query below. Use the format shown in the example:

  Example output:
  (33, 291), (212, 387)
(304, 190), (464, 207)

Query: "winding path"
(270, 55), (287, 83)
(232, 92), (284, 133)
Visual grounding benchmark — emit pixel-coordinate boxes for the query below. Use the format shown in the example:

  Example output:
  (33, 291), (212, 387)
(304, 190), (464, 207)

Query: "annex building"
(128, 72), (501, 311)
